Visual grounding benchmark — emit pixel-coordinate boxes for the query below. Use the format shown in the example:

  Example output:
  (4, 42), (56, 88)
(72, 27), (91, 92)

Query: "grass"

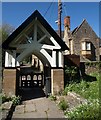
(64, 72), (100, 119)
(65, 99), (99, 119)
(64, 72), (99, 100)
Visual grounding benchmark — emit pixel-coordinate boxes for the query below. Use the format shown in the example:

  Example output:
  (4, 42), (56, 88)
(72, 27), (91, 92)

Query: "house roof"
(2, 10), (68, 51)
(72, 19), (98, 36)
(72, 19), (86, 35)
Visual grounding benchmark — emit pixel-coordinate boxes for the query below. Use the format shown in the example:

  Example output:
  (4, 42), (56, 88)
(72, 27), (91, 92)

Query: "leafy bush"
(65, 99), (99, 119)
(58, 99), (68, 111)
(65, 66), (78, 81)
(0, 93), (11, 103)
(11, 95), (21, 106)
(0, 93), (21, 106)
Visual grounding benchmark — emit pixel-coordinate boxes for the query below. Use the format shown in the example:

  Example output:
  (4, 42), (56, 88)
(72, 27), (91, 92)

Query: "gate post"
(3, 68), (16, 96)
(45, 77), (51, 97)
(51, 69), (64, 95)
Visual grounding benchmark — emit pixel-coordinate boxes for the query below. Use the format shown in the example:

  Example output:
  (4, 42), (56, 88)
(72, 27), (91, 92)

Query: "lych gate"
(2, 10), (68, 97)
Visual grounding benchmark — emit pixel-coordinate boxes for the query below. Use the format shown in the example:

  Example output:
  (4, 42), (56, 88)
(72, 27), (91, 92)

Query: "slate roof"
(72, 19), (86, 35)
(72, 19), (99, 39)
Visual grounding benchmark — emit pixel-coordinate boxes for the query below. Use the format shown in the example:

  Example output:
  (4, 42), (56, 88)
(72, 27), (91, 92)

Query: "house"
(63, 16), (100, 62)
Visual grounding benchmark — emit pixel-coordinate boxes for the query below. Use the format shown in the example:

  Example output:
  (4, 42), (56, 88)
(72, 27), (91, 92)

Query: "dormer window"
(81, 41), (91, 51)
(81, 41), (92, 59)
(82, 42), (86, 50)
(86, 42), (91, 50)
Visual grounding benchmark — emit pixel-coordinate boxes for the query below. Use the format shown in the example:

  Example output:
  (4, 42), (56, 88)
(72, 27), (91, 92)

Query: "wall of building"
(72, 20), (100, 62)
(80, 62), (101, 75)
(100, 47), (101, 61)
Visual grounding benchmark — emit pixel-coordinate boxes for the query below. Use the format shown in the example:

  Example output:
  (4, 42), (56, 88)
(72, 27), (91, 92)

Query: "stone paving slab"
(12, 97), (65, 119)
(1, 101), (13, 119)
(13, 105), (25, 114)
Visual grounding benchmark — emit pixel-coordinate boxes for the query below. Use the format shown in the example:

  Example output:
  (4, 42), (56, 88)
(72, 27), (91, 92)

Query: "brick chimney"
(64, 16), (70, 31)
(64, 16), (72, 55)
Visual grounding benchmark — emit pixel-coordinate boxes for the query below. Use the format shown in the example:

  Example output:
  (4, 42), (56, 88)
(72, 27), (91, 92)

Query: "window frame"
(81, 41), (91, 51)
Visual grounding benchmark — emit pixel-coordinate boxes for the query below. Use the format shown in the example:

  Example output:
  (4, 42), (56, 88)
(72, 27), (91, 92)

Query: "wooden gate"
(18, 72), (44, 88)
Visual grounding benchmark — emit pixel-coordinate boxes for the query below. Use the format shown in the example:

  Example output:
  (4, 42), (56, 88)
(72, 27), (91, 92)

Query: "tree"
(0, 23), (15, 62)
(0, 24), (15, 93)
(0, 23), (15, 43)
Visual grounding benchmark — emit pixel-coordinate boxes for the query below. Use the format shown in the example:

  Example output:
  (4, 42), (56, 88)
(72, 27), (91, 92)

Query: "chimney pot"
(64, 16), (70, 30)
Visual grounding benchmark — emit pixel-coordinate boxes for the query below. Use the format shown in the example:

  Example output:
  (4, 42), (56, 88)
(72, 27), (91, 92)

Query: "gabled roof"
(2, 10), (68, 51)
(72, 27), (78, 35)
(72, 19), (86, 35)
(72, 19), (98, 38)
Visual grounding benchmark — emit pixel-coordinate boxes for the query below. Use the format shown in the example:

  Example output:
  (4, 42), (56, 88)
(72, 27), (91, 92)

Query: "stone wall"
(3, 69), (16, 96)
(85, 64), (100, 75)
(80, 62), (101, 75)
(51, 69), (64, 95)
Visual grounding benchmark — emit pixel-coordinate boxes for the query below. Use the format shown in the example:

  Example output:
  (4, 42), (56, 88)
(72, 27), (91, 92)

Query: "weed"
(49, 95), (57, 101)
(58, 99), (68, 111)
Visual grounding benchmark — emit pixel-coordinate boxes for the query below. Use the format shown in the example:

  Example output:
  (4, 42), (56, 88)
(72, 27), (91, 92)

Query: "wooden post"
(58, 0), (62, 38)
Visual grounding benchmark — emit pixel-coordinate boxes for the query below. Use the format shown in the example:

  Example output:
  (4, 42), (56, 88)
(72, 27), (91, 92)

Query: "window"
(81, 41), (91, 51)
(86, 42), (91, 50)
(85, 29), (87, 33)
(82, 42), (86, 50)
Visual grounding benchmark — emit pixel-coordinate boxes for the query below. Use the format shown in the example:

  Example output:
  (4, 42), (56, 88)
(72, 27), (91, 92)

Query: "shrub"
(58, 99), (68, 111)
(0, 93), (21, 106)
(65, 66), (78, 81)
(11, 95), (21, 106)
(0, 93), (11, 103)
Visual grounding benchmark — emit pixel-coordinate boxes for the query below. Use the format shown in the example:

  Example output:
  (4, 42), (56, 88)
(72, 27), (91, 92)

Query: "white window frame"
(86, 42), (91, 50)
(81, 42), (86, 50)
(81, 41), (91, 51)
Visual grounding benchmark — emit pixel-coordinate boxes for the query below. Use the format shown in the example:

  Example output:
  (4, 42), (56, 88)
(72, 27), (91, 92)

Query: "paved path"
(12, 88), (66, 119)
